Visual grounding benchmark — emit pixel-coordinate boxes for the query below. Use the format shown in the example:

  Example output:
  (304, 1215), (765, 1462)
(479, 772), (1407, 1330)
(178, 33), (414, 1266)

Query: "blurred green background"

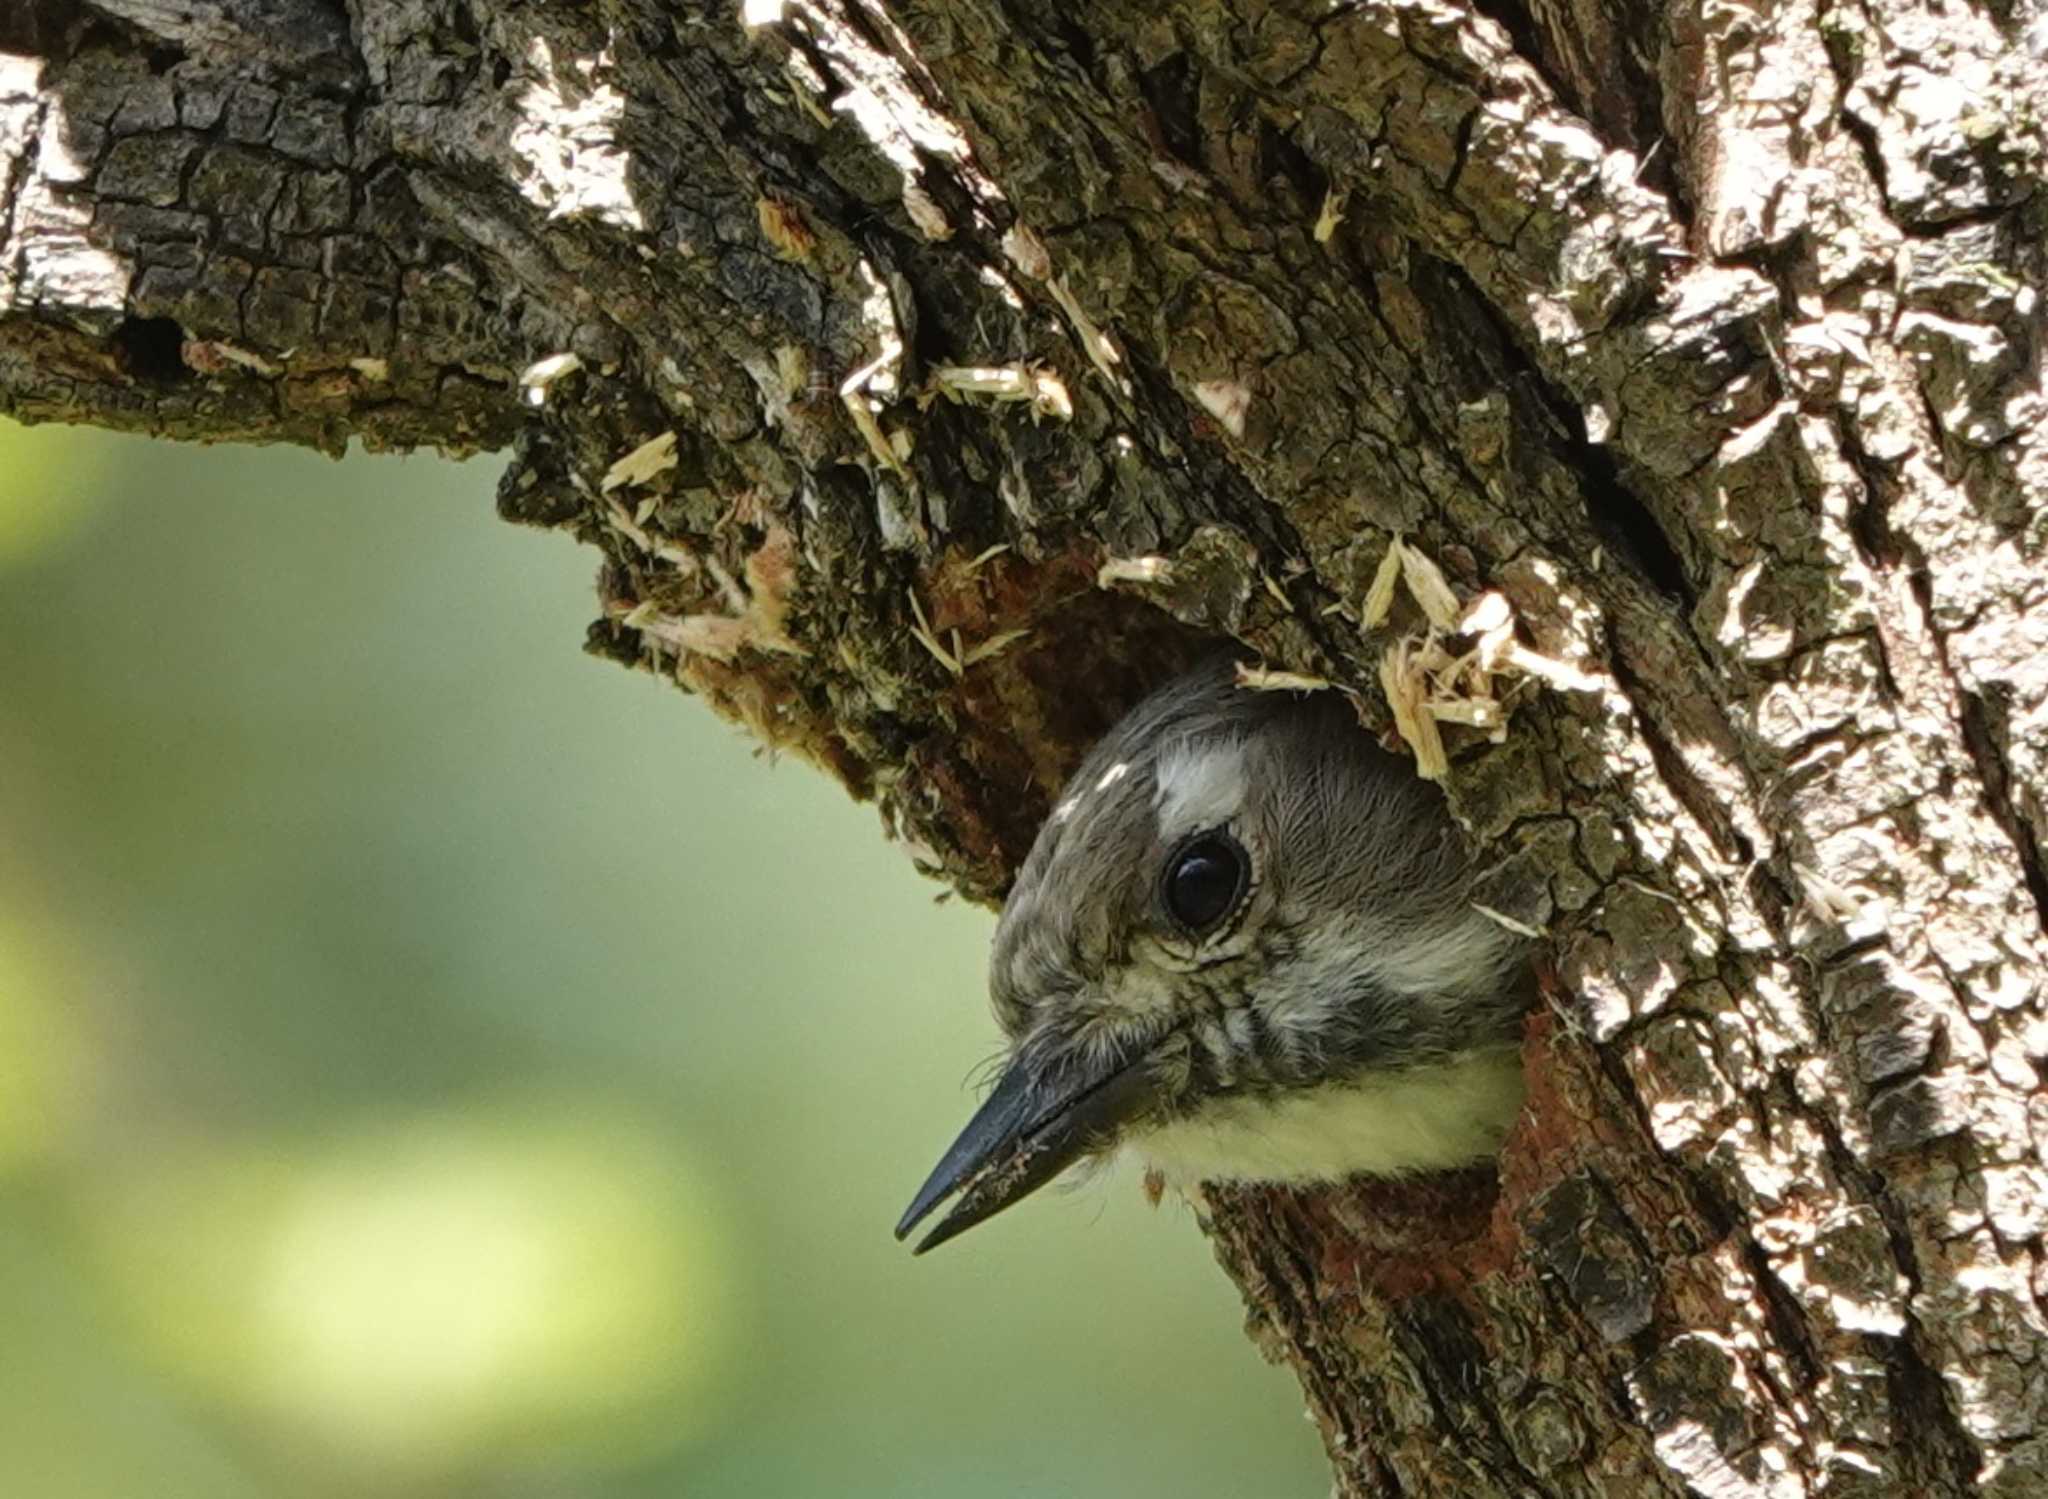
(0, 422), (1325, 1498)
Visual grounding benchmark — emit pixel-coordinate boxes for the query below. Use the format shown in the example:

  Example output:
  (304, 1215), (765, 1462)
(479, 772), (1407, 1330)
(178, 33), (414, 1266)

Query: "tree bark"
(8, 0), (2048, 1492)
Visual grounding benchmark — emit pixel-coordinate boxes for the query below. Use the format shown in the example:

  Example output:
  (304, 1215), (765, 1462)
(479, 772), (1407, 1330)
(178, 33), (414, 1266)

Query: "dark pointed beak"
(895, 1043), (1159, 1254)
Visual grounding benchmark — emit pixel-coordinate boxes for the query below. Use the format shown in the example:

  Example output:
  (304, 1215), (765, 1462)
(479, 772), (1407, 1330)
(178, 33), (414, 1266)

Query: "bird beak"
(895, 1042), (1158, 1254)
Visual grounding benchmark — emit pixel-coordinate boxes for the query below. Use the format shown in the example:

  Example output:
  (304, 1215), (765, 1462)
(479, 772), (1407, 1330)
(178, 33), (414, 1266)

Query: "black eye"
(1163, 832), (1248, 933)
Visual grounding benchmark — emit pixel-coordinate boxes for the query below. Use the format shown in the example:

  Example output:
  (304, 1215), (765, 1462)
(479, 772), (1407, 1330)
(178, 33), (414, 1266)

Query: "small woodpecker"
(896, 655), (1532, 1253)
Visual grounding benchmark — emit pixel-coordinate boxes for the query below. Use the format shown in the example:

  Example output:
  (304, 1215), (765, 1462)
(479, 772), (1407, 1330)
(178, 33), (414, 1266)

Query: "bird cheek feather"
(1096, 953), (1187, 1017)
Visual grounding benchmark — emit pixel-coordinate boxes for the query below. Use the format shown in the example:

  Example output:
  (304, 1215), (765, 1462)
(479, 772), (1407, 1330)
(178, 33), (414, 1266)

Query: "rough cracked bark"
(6, 0), (2048, 1493)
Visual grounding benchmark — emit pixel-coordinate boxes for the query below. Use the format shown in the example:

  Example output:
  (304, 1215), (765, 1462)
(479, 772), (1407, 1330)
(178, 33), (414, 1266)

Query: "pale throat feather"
(1131, 1050), (1526, 1185)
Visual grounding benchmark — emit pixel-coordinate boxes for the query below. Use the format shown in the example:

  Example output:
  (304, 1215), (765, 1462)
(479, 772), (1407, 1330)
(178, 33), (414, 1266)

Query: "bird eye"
(1162, 832), (1249, 934)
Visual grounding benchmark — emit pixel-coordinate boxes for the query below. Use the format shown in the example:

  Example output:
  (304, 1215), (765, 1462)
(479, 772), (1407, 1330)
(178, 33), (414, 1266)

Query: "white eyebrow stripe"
(1153, 741), (1246, 831)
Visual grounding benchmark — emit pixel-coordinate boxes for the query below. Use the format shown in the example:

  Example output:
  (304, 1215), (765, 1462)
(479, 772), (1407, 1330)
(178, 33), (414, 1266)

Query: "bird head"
(897, 657), (1530, 1252)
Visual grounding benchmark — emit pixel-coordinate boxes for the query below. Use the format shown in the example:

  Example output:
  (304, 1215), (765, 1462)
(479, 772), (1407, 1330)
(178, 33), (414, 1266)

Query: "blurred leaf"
(0, 918), (94, 1172)
(0, 421), (111, 565)
(83, 1100), (739, 1479)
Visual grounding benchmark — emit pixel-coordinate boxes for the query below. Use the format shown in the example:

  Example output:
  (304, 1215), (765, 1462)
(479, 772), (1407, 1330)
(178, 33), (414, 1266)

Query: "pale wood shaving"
(960, 628), (1031, 667)
(1380, 640), (1448, 780)
(901, 181), (953, 241)
(615, 604), (749, 663)
(1046, 275), (1130, 397)
(1398, 540), (1463, 631)
(928, 362), (1073, 422)
(518, 351), (582, 407)
(1361, 538), (1404, 627)
(1236, 663), (1332, 693)
(1425, 697), (1504, 727)
(1366, 547), (1604, 771)
(906, 587), (961, 676)
(186, 340), (280, 377)
(601, 430), (678, 493)
(601, 495), (698, 570)
(1471, 903), (1547, 938)
(1314, 188), (1348, 244)
(1001, 222), (1052, 281)
(1097, 555), (1172, 588)
(842, 390), (909, 478)
(838, 257), (910, 477)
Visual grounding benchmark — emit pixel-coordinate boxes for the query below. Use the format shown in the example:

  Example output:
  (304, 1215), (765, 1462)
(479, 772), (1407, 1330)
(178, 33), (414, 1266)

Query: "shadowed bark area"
(9, 0), (2048, 1492)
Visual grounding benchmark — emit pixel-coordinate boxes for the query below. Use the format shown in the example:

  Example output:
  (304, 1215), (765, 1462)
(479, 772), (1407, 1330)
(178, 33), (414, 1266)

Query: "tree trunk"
(8, 0), (2048, 1491)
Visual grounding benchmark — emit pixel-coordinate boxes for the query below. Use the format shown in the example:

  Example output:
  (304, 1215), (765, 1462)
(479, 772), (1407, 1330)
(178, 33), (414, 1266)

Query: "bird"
(895, 654), (1532, 1253)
